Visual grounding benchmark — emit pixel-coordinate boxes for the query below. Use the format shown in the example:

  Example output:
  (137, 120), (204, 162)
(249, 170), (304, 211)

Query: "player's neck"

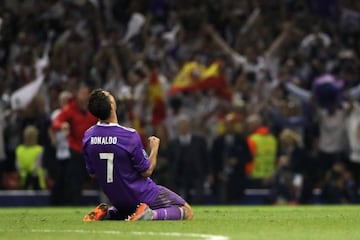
(100, 114), (118, 124)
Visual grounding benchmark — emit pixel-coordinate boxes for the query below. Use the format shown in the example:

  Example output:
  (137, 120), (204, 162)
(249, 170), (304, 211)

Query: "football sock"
(152, 206), (184, 220)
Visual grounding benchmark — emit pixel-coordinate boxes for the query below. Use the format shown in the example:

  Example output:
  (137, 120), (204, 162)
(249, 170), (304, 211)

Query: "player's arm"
(141, 136), (160, 178)
(82, 135), (96, 178)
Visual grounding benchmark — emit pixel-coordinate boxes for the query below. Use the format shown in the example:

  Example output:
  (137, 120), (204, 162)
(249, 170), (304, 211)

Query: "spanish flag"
(168, 61), (232, 101)
(148, 71), (166, 126)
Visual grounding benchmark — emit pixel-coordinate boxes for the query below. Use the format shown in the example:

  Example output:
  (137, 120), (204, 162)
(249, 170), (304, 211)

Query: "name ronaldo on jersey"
(90, 136), (118, 145)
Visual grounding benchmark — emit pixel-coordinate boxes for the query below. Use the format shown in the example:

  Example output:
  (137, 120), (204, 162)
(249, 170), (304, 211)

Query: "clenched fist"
(148, 136), (160, 150)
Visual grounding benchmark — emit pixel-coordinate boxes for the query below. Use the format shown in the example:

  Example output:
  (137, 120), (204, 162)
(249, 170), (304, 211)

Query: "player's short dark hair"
(88, 89), (111, 120)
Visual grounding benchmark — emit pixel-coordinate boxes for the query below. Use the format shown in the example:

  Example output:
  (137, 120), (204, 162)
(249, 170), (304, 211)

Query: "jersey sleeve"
(82, 133), (95, 175)
(84, 149), (95, 175)
(131, 132), (150, 174)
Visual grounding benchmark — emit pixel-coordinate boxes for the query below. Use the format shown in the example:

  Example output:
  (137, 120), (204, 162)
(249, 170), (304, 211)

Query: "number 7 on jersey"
(99, 153), (114, 183)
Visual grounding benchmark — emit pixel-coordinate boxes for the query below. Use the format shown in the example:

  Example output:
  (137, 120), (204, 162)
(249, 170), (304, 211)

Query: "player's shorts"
(149, 185), (186, 209)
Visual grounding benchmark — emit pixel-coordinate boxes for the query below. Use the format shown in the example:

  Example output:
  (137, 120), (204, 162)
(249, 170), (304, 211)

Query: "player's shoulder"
(93, 122), (138, 136)
(104, 124), (137, 136)
(116, 125), (137, 133)
(84, 123), (139, 143)
(84, 124), (97, 135)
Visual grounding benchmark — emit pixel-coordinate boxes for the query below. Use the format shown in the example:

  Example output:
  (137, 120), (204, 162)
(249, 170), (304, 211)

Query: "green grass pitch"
(0, 205), (359, 240)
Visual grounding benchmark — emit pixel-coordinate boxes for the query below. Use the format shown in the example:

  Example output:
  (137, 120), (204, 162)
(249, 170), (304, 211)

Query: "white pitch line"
(0, 229), (229, 240)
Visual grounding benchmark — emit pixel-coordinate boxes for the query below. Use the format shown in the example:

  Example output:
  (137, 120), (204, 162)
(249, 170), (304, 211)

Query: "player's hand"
(148, 136), (160, 150)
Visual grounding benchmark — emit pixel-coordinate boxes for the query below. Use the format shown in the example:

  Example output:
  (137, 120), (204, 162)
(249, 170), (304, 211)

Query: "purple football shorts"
(149, 185), (186, 209)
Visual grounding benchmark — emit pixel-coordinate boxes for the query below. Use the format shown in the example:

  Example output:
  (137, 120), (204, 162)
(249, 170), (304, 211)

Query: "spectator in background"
(346, 100), (360, 187)
(299, 25), (331, 60)
(2, 109), (22, 176)
(151, 123), (171, 188)
(205, 19), (301, 114)
(270, 156), (297, 205)
(315, 102), (349, 183)
(339, 2), (360, 55)
(321, 162), (357, 204)
(3, 95), (50, 181)
(211, 112), (252, 204)
(266, 77), (305, 137)
(0, 103), (7, 188)
(246, 114), (278, 189)
(19, 95), (54, 184)
(49, 90), (72, 205)
(272, 129), (314, 204)
(15, 125), (46, 190)
(167, 114), (208, 204)
(52, 83), (97, 205)
(285, 74), (351, 183)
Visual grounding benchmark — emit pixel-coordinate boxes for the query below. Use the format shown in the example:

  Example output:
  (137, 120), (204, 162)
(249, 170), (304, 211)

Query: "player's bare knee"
(182, 203), (193, 220)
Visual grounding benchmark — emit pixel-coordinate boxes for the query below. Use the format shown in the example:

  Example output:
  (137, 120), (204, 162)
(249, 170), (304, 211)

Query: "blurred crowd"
(0, 0), (360, 205)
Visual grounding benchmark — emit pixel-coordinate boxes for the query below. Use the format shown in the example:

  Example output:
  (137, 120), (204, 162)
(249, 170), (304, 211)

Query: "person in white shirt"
(346, 101), (360, 186)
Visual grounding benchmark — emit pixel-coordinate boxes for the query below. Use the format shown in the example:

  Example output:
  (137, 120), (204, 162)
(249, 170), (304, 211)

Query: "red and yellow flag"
(148, 71), (166, 126)
(168, 61), (232, 101)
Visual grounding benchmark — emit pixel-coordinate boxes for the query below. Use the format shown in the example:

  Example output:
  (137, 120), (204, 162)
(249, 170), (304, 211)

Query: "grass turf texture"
(0, 205), (359, 240)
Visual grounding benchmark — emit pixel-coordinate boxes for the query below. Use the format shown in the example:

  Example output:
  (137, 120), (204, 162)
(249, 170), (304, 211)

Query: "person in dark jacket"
(167, 114), (209, 204)
(211, 113), (252, 204)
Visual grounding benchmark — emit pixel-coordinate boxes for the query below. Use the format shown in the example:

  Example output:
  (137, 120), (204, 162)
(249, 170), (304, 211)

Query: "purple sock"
(152, 206), (184, 220)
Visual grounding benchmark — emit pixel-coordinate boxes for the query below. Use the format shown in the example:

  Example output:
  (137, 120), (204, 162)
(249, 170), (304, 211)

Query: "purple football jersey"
(82, 122), (159, 209)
